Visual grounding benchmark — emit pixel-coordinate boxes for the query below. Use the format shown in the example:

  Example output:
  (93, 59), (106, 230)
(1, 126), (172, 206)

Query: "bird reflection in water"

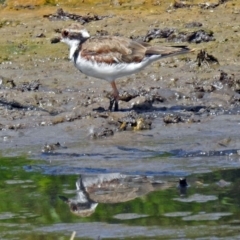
(59, 177), (98, 217)
(59, 173), (173, 217)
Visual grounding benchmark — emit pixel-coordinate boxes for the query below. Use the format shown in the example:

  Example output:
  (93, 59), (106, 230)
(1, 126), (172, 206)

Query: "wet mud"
(0, 0), (240, 175)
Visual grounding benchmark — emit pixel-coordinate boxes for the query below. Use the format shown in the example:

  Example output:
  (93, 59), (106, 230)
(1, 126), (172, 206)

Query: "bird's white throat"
(61, 38), (80, 60)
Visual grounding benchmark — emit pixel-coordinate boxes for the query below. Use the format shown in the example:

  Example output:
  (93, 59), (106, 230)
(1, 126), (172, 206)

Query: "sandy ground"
(0, 0), (240, 174)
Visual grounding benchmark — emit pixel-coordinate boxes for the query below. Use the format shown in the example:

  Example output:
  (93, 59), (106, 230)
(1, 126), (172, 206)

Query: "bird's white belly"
(74, 55), (159, 82)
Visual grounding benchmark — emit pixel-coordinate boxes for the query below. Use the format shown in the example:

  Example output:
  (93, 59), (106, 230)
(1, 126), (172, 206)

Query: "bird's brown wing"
(80, 36), (147, 64)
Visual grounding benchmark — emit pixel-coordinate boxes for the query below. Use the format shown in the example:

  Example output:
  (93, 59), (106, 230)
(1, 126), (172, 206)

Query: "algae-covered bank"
(0, 0), (240, 238)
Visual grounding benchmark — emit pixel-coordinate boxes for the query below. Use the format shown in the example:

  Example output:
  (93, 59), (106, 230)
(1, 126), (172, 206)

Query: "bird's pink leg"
(110, 81), (119, 101)
(109, 81), (119, 111)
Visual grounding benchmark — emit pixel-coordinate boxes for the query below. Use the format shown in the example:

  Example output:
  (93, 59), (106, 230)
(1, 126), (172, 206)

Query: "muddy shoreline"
(0, 0), (240, 174)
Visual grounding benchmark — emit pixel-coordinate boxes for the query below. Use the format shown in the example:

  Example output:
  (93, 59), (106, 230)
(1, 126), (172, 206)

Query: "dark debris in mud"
(0, 76), (41, 92)
(51, 111), (83, 125)
(42, 142), (66, 153)
(0, 123), (24, 131)
(171, 0), (230, 9)
(185, 22), (203, 28)
(191, 70), (240, 101)
(219, 70), (236, 87)
(95, 29), (110, 37)
(199, 0), (230, 9)
(43, 8), (110, 25)
(192, 68), (240, 98)
(138, 28), (215, 44)
(118, 89), (139, 102)
(17, 80), (41, 92)
(0, 98), (35, 111)
(217, 70), (240, 94)
(50, 37), (61, 44)
(163, 114), (183, 124)
(117, 111), (152, 131)
(143, 28), (175, 42)
(196, 49), (219, 67)
(218, 137), (231, 147)
(168, 29), (215, 43)
(13, 4), (35, 10)
(163, 113), (200, 124)
(114, 87), (165, 104)
(0, 75), (16, 89)
(131, 96), (153, 111)
(172, 0), (192, 9)
(35, 33), (46, 38)
(194, 84), (216, 93)
(89, 128), (114, 139)
(229, 95), (240, 105)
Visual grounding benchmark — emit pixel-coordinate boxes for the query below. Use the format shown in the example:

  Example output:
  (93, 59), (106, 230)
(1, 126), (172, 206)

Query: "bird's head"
(61, 23), (90, 44)
(60, 23), (90, 59)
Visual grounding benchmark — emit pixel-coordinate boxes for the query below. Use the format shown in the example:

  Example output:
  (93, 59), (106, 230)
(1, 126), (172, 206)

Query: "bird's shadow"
(92, 104), (207, 113)
(0, 95), (207, 116)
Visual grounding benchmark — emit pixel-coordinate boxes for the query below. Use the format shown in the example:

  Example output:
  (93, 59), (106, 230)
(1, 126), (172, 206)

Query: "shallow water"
(1, 157), (240, 239)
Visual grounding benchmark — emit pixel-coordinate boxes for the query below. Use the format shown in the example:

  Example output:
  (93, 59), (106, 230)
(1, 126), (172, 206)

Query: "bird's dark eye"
(62, 30), (69, 38)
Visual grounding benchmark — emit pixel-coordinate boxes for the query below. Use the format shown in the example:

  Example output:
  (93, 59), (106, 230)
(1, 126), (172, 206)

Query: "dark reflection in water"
(177, 177), (189, 196)
(59, 173), (174, 217)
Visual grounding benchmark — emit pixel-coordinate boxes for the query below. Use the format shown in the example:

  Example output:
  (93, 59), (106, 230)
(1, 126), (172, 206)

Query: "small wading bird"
(60, 23), (193, 111)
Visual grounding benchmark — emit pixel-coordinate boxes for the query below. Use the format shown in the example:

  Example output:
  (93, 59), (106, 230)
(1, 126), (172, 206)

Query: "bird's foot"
(114, 101), (119, 111)
(109, 97), (119, 111)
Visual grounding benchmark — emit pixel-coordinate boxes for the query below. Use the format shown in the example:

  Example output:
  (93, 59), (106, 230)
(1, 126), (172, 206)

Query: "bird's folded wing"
(81, 36), (146, 64)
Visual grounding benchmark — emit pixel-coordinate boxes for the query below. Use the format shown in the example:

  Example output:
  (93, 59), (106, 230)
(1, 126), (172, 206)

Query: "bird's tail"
(145, 45), (194, 58)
